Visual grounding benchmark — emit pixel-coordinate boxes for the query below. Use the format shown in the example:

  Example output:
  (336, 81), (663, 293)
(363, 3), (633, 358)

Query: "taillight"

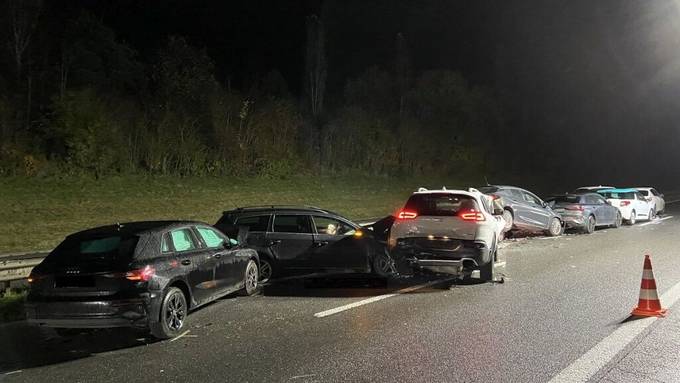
(27, 272), (44, 283)
(125, 265), (156, 282)
(565, 205), (584, 211)
(459, 209), (486, 222)
(620, 201), (631, 207)
(397, 210), (418, 220)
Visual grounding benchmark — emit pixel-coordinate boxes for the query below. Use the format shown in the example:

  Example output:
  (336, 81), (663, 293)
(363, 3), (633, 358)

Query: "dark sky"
(55, 0), (680, 186)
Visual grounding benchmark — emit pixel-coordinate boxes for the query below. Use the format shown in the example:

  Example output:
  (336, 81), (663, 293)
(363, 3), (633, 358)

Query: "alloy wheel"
(259, 259), (272, 282)
(246, 262), (259, 292)
(165, 292), (186, 332)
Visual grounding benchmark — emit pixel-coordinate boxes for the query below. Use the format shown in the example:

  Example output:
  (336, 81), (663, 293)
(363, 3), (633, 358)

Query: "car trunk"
(32, 235), (141, 298)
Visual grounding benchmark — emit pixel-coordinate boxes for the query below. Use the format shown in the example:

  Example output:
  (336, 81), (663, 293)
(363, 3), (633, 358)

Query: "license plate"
(55, 276), (95, 288)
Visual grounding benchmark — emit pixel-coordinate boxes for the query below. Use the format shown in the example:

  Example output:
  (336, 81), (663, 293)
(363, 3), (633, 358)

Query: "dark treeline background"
(1, 0), (679, 185)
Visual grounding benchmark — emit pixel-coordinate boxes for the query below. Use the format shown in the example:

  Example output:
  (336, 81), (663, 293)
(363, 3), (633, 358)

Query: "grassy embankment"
(0, 175), (487, 253)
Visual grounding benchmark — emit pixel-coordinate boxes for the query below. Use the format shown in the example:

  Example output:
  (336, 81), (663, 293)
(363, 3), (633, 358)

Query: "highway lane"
(2, 204), (680, 382)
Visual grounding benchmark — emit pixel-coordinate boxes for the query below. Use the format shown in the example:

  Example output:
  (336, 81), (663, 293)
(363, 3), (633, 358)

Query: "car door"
(499, 188), (532, 228)
(651, 189), (664, 212)
(519, 190), (552, 229)
(589, 194), (612, 225)
(170, 227), (218, 305)
(309, 215), (366, 271)
(195, 225), (239, 291)
(636, 192), (652, 218)
(267, 214), (315, 270)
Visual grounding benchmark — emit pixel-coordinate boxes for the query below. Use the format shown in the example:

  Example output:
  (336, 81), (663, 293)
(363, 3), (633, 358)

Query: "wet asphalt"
(2, 204), (680, 382)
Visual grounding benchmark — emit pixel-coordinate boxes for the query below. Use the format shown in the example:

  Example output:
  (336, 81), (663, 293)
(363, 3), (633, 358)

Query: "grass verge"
(0, 174), (484, 253)
(0, 289), (27, 323)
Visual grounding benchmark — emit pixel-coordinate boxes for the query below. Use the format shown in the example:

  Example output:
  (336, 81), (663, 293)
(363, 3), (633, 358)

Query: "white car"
(388, 187), (505, 281)
(597, 188), (656, 225)
(635, 187), (665, 215)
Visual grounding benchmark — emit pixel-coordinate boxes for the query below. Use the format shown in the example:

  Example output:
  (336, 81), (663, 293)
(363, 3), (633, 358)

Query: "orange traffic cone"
(631, 255), (667, 317)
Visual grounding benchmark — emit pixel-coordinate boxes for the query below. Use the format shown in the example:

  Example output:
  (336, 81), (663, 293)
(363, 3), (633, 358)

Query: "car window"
(404, 193), (480, 216)
(313, 216), (356, 236)
(235, 215), (270, 232)
(196, 226), (226, 248)
(161, 233), (172, 253)
(651, 189), (660, 196)
(170, 228), (199, 252)
(638, 190), (649, 196)
(273, 215), (313, 233)
(479, 195), (493, 213)
(583, 195), (599, 204)
(592, 195), (606, 205)
(636, 192), (646, 200)
(521, 191), (541, 205)
(505, 189), (523, 200)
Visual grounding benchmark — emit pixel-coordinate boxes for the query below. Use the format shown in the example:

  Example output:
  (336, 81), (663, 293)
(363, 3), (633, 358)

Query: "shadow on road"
(0, 323), (157, 373)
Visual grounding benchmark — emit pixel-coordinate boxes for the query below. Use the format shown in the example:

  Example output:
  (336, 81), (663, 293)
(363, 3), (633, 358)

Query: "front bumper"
(25, 295), (159, 329)
(392, 238), (491, 275)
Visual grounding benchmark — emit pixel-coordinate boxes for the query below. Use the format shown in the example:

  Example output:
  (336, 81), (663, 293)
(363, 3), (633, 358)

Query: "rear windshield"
(600, 191), (634, 200)
(477, 186), (498, 194)
(547, 195), (581, 204)
(404, 193), (479, 216)
(638, 190), (649, 196)
(49, 235), (139, 263)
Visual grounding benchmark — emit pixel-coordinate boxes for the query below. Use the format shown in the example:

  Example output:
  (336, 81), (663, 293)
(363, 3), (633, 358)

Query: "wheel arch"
(166, 278), (192, 309)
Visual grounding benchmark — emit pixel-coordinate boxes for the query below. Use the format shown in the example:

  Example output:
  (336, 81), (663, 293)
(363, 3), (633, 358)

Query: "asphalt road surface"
(3, 203), (680, 382)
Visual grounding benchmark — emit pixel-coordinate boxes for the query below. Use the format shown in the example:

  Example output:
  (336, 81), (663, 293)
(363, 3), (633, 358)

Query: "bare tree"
(6, 0), (42, 80)
(304, 14), (326, 121)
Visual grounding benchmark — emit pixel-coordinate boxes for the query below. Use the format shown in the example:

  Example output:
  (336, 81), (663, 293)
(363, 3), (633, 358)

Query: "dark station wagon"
(26, 221), (259, 339)
(215, 206), (396, 282)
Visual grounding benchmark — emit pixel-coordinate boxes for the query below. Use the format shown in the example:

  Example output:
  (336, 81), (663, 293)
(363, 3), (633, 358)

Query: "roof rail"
(234, 205), (327, 211)
(418, 187), (428, 192)
(468, 187), (480, 194)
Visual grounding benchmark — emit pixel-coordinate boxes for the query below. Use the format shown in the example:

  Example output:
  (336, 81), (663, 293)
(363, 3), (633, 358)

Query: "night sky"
(42, 0), (680, 185)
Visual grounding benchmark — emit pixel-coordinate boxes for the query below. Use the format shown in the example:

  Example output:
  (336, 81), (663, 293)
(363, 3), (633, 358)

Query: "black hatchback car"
(214, 206), (395, 282)
(25, 221), (259, 339)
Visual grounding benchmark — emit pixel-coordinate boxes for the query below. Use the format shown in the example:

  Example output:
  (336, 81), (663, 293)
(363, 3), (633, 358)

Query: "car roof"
(67, 220), (205, 238)
(412, 187), (483, 199)
(224, 206), (346, 219)
(597, 188), (638, 193)
(634, 187), (653, 190)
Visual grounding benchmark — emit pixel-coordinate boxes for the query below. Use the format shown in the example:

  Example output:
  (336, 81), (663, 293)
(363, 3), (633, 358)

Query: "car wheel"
(649, 209), (656, 220)
(150, 287), (187, 339)
(479, 247), (496, 282)
(372, 249), (396, 278)
(584, 215), (595, 234)
(627, 210), (636, 225)
(258, 256), (274, 283)
(546, 218), (563, 236)
(612, 211), (622, 228)
(240, 259), (259, 296)
(502, 209), (514, 232)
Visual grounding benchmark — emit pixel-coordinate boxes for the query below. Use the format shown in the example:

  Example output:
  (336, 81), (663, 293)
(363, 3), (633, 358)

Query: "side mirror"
(660, 194), (665, 198)
(493, 207), (504, 216)
(605, 200), (611, 205)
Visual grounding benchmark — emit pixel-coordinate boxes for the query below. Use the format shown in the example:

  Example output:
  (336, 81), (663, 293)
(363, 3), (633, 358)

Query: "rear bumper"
(25, 295), (160, 329)
(392, 239), (491, 275)
(561, 215), (586, 228)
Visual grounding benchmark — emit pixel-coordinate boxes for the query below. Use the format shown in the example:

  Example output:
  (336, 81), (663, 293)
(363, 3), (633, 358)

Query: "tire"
(479, 246), (496, 282)
(240, 259), (259, 296)
(502, 209), (514, 232)
(150, 287), (187, 339)
(584, 215), (596, 234)
(649, 209), (656, 220)
(627, 210), (636, 225)
(546, 218), (563, 237)
(612, 211), (622, 228)
(258, 256), (274, 283)
(372, 249), (396, 278)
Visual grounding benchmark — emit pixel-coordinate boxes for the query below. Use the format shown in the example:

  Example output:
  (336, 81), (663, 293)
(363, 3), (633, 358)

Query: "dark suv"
(26, 221), (259, 339)
(214, 206), (395, 281)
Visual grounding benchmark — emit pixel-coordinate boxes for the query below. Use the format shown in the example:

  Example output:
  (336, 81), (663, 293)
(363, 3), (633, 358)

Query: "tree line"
(0, 2), (504, 179)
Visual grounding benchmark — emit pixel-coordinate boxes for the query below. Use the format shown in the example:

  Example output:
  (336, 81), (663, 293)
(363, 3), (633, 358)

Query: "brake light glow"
(620, 201), (631, 207)
(565, 205), (584, 211)
(27, 273), (43, 283)
(125, 265), (156, 282)
(459, 209), (486, 222)
(397, 210), (418, 220)
(353, 230), (364, 238)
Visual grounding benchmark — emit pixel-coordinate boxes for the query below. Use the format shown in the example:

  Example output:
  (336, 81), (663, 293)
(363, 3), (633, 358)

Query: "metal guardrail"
(0, 252), (49, 290)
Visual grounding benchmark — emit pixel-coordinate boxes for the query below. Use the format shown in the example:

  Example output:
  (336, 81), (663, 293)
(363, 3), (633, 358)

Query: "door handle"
(213, 253), (223, 259)
(268, 240), (282, 246)
(316, 241), (329, 247)
(181, 259), (191, 266)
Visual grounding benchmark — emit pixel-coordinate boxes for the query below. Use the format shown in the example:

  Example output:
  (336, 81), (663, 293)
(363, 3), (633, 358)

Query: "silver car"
(546, 193), (622, 233)
(388, 188), (505, 281)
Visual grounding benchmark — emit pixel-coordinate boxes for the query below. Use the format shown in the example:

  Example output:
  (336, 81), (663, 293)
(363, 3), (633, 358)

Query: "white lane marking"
(4, 370), (23, 376)
(169, 330), (191, 342)
(666, 199), (680, 204)
(638, 216), (673, 227)
(314, 278), (456, 318)
(548, 279), (680, 383)
(289, 374), (317, 380)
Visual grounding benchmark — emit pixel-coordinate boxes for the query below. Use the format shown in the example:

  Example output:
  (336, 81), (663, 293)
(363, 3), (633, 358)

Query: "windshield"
(47, 235), (139, 264)
(547, 195), (581, 205)
(600, 191), (635, 200)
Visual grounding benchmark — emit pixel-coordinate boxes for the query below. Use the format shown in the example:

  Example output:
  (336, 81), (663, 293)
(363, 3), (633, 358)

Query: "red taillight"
(125, 265), (155, 282)
(397, 210), (418, 220)
(459, 209), (486, 222)
(620, 201), (631, 207)
(490, 194), (501, 200)
(565, 205), (584, 211)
